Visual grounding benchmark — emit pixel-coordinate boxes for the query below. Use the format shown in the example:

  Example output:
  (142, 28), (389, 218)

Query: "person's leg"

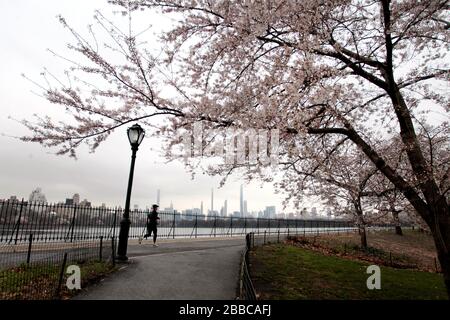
(145, 224), (151, 238)
(153, 227), (158, 244)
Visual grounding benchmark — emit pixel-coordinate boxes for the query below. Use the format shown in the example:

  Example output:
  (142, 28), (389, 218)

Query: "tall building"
(73, 193), (80, 205)
(311, 207), (317, 218)
(201, 201), (204, 215)
(264, 206), (276, 219)
(164, 202), (174, 213)
(240, 184), (244, 217)
(80, 199), (91, 207)
(210, 188), (214, 216)
(29, 188), (47, 204)
(223, 200), (228, 217)
(243, 200), (248, 217)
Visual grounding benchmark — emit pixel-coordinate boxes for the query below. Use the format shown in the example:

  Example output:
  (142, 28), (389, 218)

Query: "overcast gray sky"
(0, 0), (309, 214)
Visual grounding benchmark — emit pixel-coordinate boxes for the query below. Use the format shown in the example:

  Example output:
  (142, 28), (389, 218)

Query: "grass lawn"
(0, 260), (117, 300)
(307, 229), (439, 272)
(249, 244), (448, 300)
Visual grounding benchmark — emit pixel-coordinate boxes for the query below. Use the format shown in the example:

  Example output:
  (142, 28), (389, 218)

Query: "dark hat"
(152, 204), (159, 208)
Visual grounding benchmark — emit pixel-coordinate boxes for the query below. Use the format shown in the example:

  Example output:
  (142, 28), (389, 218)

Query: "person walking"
(144, 204), (160, 247)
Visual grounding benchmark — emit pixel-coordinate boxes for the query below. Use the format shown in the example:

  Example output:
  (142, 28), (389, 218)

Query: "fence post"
(230, 216), (233, 237)
(69, 205), (77, 243)
(11, 199), (25, 245)
(55, 252), (68, 299)
(195, 214), (198, 238)
(277, 219), (280, 238)
(112, 208), (118, 239)
(26, 233), (33, 264)
(214, 215), (217, 238)
(304, 220), (306, 237)
(246, 233), (251, 250)
(173, 211), (176, 239)
(99, 236), (103, 261)
(111, 236), (116, 266)
(264, 230), (266, 244)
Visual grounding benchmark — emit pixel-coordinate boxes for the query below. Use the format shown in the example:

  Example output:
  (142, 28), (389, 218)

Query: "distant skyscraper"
(224, 200), (228, 217)
(73, 193), (80, 205)
(243, 200), (248, 217)
(201, 201), (204, 215)
(211, 188), (214, 216)
(311, 207), (317, 218)
(80, 199), (91, 207)
(170, 201), (173, 210)
(240, 184), (244, 217)
(29, 187), (47, 204)
(156, 189), (160, 206)
(265, 206), (276, 219)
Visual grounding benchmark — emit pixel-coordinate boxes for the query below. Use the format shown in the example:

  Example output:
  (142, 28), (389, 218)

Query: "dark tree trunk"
(354, 203), (368, 249)
(359, 226), (368, 249)
(392, 211), (403, 236)
(427, 202), (450, 297)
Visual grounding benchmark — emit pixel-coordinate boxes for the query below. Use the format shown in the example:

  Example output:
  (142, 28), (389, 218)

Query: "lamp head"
(127, 123), (145, 148)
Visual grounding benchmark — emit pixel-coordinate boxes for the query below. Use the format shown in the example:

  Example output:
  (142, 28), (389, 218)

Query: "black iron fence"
(0, 200), (121, 299)
(0, 199), (401, 300)
(238, 231), (306, 300)
(0, 236), (116, 299)
(0, 200), (365, 246)
(238, 233), (257, 300)
(1, 200), (394, 299)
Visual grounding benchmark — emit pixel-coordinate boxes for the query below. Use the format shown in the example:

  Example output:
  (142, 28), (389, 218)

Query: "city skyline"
(2, 186), (334, 219)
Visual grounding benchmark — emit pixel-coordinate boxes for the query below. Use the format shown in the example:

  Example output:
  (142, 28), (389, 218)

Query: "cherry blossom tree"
(20, 0), (450, 294)
(287, 143), (388, 248)
(368, 124), (449, 235)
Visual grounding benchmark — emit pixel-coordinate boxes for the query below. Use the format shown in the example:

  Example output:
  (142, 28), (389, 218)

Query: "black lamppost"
(117, 123), (145, 261)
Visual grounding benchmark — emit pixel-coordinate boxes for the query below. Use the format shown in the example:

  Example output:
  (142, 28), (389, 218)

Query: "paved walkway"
(74, 237), (245, 300)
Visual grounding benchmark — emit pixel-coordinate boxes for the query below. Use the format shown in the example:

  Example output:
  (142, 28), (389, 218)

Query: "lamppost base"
(116, 255), (129, 262)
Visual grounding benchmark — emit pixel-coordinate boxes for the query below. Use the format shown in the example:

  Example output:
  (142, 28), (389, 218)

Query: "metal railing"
(238, 233), (257, 300)
(238, 231), (314, 300)
(0, 200), (368, 245)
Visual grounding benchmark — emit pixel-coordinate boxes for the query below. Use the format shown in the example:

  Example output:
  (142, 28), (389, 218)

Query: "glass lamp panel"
(128, 128), (139, 144)
(137, 131), (145, 145)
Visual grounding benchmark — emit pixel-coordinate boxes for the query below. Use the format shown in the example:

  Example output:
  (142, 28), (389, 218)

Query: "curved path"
(74, 237), (245, 300)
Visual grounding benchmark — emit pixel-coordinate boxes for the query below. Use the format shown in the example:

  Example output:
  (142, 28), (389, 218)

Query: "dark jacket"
(147, 211), (159, 226)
